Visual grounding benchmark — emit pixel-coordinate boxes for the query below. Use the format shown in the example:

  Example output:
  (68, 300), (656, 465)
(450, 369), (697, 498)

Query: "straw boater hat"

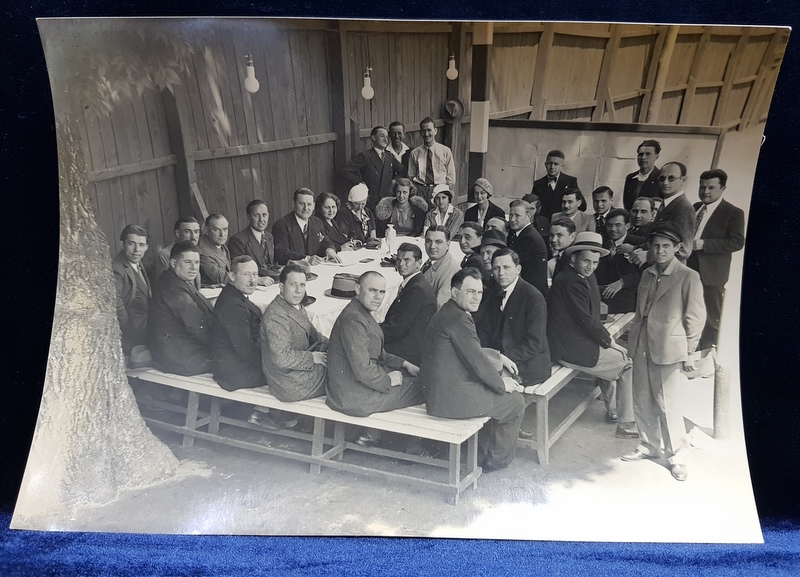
(432, 183), (453, 202)
(564, 231), (609, 257)
(479, 228), (507, 249)
(348, 183), (369, 203)
(647, 221), (684, 244)
(473, 178), (493, 197)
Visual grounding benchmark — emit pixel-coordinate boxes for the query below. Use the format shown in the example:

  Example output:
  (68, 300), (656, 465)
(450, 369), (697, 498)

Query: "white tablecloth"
(200, 239), (465, 338)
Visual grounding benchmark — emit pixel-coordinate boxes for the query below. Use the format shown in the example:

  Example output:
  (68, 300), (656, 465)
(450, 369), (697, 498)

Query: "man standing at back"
(421, 226), (462, 309)
(527, 149), (580, 219)
(272, 188), (341, 263)
(623, 139), (662, 210)
(408, 116), (455, 202)
(113, 224), (152, 358)
(341, 125), (406, 212)
(507, 199), (548, 296)
(154, 216), (201, 288)
(687, 169), (745, 350)
(421, 267), (525, 472)
(387, 121), (411, 171)
(198, 214), (232, 287)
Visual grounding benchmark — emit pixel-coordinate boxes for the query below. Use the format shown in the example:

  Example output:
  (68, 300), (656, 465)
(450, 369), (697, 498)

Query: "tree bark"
(12, 117), (179, 528)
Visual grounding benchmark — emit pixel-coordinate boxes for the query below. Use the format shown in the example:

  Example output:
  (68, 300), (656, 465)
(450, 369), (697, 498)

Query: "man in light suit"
(380, 243), (437, 367)
(113, 224), (152, 357)
(198, 214), (231, 287)
(477, 248), (550, 388)
(341, 125), (407, 213)
(272, 188), (341, 262)
(687, 169), (745, 350)
(551, 188), (595, 235)
(526, 149), (581, 219)
(228, 199), (302, 286)
(508, 199), (549, 296)
(421, 267), (524, 472)
(261, 262), (328, 403)
(326, 271), (423, 418)
(622, 222), (706, 481)
(622, 139), (662, 210)
(421, 226), (462, 309)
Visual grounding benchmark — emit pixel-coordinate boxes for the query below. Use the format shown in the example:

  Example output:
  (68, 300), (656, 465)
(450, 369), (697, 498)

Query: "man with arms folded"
(148, 240), (214, 376)
(507, 199), (548, 297)
(272, 188), (341, 263)
(621, 222), (705, 481)
(421, 267), (525, 473)
(154, 216), (201, 287)
(113, 224), (152, 358)
(380, 243), (437, 367)
(421, 225), (462, 309)
(261, 261), (328, 403)
(547, 232), (637, 438)
(198, 214), (232, 287)
(228, 199), (303, 286)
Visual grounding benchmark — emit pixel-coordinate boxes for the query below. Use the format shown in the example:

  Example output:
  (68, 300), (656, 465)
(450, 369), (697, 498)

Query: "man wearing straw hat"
(547, 231), (637, 438)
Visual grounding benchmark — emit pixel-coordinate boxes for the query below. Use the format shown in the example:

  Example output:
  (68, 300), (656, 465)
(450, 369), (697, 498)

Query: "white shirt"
(499, 277), (519, 311)
(695, 198), (722, 238)
(295, 215), (310, 232)
(399, 271), (421, 291)
(433, 205), (455, 227)
(373, 147), (385, 160)
(250, 227), (263, 244)
(636, 168), (655, 182)
(662, 190), (685, 208)
(388, 142), (409, 163)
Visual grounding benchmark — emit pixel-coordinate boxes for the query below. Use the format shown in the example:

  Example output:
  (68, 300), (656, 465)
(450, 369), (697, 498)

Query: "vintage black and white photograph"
(12, 17), (789, 541)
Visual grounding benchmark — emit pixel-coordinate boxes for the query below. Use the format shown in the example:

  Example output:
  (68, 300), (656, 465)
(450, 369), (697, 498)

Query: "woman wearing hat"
(375, 177), (428, 237)
(337, 183), (377, 243)
(423, 184), (464, 240)
(464, 178), (506, 229)
(315, 192), (359, 251)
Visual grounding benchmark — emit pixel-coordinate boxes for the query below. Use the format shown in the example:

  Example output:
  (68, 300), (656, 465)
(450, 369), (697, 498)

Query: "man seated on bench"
(548, 217), (576, 284)
(261, 262), (328, 403)
(113, 224), (152, 359)
(148, 240), (214, 376)
(596, 208), (645, 314)
(546, 232), (637, 439)
(326, 271), (424, 448)
(421, 267), (524, 473)
(198, 214), (232, 288)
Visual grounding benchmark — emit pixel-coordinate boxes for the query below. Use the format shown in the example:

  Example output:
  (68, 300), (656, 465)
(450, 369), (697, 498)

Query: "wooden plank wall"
(72, 85), (180, 263)
(176, 25), (336, 233)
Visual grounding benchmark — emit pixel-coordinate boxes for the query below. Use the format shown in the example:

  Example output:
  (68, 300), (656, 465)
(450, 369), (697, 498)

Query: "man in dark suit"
(421, 268), (525, 472)
(507, 199), (548, 296)
(630, 162), (696, 266)
(464, 178), (505, 228)
(341, 125), (407, 213)
(113, 224), (152, 357)
(527, 149), (581, 219)
(687, 169), (746, 350)
(148, 241), (214, 376)
(478, 248), (550, 387)
(547, 232), (636, 437)
(272, 188), (341, 263)
(228, 199), (303, 285)
(381, 243), (436, 367)
(198, 214), (231, 287)
(622, 139), (662, 210)
(387, 121), (411, 173)
(629, 197), (656, 238)
(326, 271), (423, 418)
(153, 216), (201, 288)
(596, 209), (645, 314)
(591, 186), (615, 245)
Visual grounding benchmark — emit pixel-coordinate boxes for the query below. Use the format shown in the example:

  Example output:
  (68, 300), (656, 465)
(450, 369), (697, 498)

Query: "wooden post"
(468, 22), (493, 190)
(638, 28), (668, 123)
(529, 23), (555, 121)
(712, 30), (750, 126)
(644, 26), (679, 124)
(444, 22), (467, 204)
(592, 25), (621, 122)
(327, 23), (353, 199)
(161, 87), (197, 218)
(679, 29), (712, 125)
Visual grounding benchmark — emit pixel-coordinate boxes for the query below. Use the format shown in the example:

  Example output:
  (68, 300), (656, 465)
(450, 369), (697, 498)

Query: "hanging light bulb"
(446, 52), (459, 81)
(244, 53), (260, 94)
(361, 67), (375, 100)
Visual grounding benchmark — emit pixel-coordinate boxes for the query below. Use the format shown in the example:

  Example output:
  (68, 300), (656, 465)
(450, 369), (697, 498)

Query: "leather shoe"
(355, 433), (380, 449)
(605, 411), (618, 424)
(670, 464), (688, 481)
(248, 410), (288, 430)
(620, 447), (657, 461)
(518, 428), (534, 440)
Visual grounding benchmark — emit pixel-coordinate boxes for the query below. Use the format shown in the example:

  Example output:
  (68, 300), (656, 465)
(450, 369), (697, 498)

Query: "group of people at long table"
(114, 126), (744, 480)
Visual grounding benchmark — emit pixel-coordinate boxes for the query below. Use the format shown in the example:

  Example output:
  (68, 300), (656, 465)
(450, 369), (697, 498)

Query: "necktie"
(499, 289), (507, 311)
(425, 147), (434, 185)
(597, 215), (605, 230)
(421, 260), (433, 274)
(302, 221), (309, 240)
(695, 205), (707, 234)
(548, 177), (557, 190)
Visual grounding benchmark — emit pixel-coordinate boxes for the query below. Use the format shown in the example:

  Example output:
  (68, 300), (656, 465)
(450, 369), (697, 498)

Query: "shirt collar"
(295, 214), (309, 230)
(662, 191), (685, 207)
(646, 256), (681, 277)
(636, 168), (654, 181)
(500, 277), (519, 298)
(400, 271), (421, 288)
(249, 227), (263, 242)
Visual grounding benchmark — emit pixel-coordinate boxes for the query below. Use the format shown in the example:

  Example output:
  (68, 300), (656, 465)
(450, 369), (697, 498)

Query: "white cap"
(348, 183), (369, 203)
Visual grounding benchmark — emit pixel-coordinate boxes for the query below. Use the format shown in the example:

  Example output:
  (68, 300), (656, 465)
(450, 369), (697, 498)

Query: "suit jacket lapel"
(278, 295), (313, 334)
(652, 267), (681, 306)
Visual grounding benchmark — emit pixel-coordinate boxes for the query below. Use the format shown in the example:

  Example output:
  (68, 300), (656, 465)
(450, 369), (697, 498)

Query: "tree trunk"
(12, 117), (179, 529)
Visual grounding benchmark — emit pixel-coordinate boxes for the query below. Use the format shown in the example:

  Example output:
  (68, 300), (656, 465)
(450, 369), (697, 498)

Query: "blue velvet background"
(2, 0), (799, 574)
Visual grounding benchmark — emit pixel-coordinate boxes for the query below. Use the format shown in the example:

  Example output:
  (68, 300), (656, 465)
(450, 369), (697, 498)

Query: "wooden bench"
(126, 368), (488, 504)
(517, 312), (636, 465)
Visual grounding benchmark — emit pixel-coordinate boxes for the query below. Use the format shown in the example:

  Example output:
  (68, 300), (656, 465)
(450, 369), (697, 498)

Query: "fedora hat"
(441, 98), (465, 124)
(480, 228), (507, 249)
(564, 231), (609, 257)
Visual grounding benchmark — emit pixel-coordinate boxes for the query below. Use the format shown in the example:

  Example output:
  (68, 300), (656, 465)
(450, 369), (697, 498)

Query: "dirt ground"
(65, 363), (762, 543)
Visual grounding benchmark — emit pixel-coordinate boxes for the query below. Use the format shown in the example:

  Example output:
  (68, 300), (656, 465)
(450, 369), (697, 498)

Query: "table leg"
(310, 417), (325, 475)
(183, 392), (200, 448)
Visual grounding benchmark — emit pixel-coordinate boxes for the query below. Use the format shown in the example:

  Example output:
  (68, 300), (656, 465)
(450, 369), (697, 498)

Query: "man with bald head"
(326, 271), (424, 420)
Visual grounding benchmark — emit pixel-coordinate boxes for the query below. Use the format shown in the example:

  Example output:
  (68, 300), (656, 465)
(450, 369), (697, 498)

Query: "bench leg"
(536, 395), (549, 465)
(310, 417), (325, 475)
(208, 398), (222, 435)
(448, 442), (462, 505)
(183, 392), (200, 448)
(333, 422), (345, 461)
(466, 434), (479, 490)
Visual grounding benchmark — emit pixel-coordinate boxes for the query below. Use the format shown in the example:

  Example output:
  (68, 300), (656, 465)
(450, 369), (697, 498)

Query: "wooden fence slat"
(88, 154), (178, 183)
(192, 133), (338, 161)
